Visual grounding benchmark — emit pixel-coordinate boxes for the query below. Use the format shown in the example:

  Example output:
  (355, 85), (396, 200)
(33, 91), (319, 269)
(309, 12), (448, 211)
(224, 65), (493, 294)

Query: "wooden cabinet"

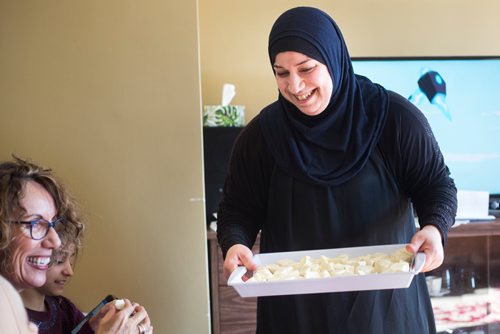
(431, 220), (500, 290)
(207, 219), (500, 333)
(208, 230), (259, 334)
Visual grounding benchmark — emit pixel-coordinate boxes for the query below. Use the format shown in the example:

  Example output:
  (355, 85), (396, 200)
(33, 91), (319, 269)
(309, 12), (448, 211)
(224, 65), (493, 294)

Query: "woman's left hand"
(406, 225), (444, 272)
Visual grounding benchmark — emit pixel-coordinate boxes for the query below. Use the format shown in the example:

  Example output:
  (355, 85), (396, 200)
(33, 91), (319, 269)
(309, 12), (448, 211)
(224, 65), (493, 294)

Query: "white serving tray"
(228, 244), (425, 298)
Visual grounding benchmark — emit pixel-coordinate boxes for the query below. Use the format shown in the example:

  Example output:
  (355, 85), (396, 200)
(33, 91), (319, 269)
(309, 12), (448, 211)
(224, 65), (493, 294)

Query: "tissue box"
(203, 105), (245, 127)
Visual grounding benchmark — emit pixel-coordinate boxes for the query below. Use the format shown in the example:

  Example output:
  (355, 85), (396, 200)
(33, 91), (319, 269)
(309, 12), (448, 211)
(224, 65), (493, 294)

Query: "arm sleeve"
(380, 91), (457, 244)
(60, 296), (94, 334)
(216, 116), (273, 257)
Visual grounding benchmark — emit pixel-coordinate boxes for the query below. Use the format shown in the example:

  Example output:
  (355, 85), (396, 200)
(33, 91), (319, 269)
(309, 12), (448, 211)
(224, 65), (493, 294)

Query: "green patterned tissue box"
(203, 105), (245, 127)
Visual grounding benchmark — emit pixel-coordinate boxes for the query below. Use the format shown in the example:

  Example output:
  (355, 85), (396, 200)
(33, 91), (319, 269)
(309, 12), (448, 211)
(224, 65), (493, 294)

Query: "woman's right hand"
(91, 299), (153, 334)
(223, 244), (257, 280)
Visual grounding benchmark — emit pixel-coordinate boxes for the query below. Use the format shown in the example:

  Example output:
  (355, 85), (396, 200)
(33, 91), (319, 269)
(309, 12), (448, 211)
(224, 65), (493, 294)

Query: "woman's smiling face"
(273, 51), (333, 116)
(6, 181), (61, 290)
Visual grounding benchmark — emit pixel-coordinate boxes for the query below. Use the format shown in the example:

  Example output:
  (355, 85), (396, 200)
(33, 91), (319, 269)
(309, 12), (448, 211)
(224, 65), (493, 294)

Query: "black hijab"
(260, 7), (389, 186)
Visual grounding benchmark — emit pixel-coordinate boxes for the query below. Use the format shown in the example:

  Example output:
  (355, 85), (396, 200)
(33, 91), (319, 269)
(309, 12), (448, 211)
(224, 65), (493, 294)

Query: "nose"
(41, 227), (61, 249)
(288, 73), (305, 94)
(62, 261), (74, 277)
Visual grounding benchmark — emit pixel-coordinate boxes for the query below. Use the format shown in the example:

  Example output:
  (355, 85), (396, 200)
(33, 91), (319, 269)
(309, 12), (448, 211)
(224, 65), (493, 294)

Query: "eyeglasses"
(11, 217), (65, 240)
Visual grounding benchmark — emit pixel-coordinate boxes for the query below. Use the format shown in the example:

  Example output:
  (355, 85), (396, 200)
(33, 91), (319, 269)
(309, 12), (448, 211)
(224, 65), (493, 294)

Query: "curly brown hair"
(48, 221), (83, 268)
(0, 156), (84, 275)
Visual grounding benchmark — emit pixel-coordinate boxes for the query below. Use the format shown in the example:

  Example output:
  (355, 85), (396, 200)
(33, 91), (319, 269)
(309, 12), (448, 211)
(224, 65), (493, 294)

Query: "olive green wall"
(200, 0), (500, 122)
(0, 1), (209, 333)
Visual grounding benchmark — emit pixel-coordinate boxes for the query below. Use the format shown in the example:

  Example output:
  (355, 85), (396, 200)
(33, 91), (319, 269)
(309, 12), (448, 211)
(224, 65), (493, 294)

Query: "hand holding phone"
(71, 294), (116, 334)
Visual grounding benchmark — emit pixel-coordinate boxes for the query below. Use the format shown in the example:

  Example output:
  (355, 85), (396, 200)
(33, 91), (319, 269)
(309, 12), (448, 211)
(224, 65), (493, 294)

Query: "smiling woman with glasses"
(0, 157), (154, 334)
(0, 156), (82, 291)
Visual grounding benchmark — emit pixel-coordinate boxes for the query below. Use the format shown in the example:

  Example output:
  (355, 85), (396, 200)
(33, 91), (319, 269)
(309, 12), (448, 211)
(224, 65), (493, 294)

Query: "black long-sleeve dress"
(217, 91), (457, 334)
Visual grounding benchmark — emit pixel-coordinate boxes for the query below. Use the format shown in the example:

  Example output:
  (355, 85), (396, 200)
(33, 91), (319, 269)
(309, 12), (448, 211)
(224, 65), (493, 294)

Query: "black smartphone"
(71, 294), (116, 334)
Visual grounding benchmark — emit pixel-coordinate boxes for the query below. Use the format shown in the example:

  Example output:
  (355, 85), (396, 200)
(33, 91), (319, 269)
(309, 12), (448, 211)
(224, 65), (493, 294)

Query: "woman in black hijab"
(217, 6), (456, 334)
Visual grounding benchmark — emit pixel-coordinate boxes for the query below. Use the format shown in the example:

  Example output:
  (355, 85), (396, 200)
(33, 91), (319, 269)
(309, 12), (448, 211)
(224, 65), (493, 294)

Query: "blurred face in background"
(5, 181), (61, 290)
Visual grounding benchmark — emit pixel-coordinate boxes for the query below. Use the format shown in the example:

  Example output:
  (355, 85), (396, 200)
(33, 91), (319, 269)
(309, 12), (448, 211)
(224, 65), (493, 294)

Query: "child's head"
(36, 216), (83, 297)
(37, 241), (77, 296)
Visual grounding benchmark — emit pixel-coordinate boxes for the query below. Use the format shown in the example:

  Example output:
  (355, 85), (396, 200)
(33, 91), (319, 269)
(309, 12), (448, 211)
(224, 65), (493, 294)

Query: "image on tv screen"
(352, 57), (500, 195)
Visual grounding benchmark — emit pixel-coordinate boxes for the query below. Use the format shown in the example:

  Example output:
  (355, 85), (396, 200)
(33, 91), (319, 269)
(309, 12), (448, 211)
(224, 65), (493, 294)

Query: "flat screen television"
(351, 56), (500, 202)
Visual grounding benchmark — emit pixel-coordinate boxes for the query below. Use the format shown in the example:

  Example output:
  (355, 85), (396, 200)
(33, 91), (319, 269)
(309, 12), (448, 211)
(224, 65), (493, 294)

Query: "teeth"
(296, 91), (313, 101)
(27, 256), (50, 266)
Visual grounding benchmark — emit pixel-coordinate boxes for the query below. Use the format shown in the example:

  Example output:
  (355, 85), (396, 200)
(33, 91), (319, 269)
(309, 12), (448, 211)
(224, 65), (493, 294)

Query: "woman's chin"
(294, 100), (325, 116)
(27, 277), (47, 289)
(22, 269), (48, 289)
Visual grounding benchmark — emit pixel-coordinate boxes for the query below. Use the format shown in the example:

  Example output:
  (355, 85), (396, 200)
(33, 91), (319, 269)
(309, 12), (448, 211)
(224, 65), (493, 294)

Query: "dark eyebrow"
(273, 58), (313, 69)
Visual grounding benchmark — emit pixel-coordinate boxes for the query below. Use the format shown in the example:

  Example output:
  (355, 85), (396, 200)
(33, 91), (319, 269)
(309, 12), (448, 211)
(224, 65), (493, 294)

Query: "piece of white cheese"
(114, 299), (125, 310)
